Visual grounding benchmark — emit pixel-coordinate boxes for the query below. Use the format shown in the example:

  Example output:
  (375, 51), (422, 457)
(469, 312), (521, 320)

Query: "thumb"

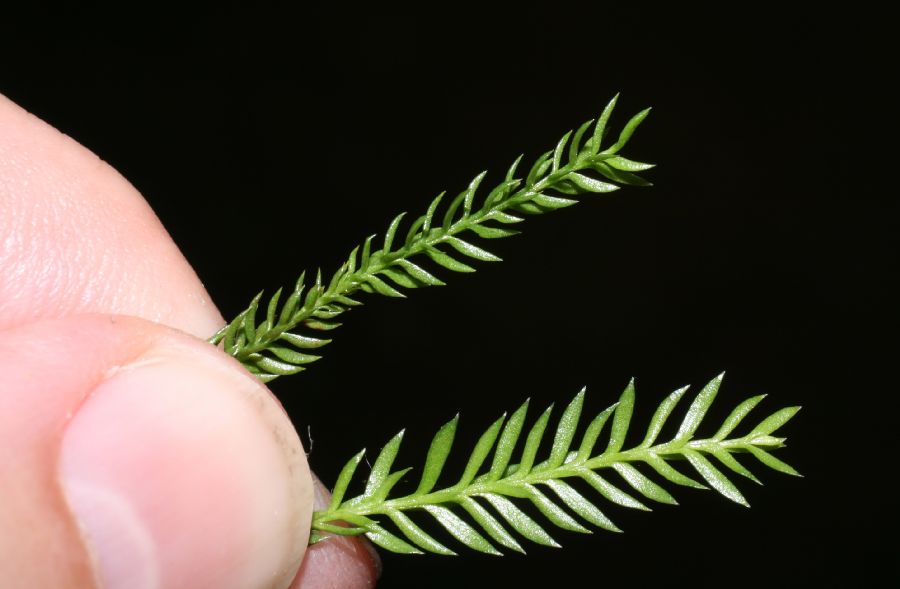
(0, 314), (312, 589)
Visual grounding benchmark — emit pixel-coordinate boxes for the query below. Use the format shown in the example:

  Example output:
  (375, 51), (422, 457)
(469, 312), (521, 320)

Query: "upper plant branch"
(209, 95), (653, 381)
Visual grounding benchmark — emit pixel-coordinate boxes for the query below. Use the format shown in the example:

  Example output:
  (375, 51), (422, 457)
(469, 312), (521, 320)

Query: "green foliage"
(209, 95), (653, 381)
(310, 374), (800, 554)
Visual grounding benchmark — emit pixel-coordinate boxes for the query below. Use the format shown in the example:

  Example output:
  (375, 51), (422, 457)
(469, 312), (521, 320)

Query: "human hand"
(0, 94), (379, 588)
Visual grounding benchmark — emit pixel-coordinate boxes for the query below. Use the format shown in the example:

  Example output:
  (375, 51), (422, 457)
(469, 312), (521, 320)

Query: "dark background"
(3, 3), (895, 587)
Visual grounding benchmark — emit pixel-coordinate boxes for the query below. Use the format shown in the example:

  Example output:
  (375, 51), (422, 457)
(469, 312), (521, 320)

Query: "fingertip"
(55, 320), (312, 589)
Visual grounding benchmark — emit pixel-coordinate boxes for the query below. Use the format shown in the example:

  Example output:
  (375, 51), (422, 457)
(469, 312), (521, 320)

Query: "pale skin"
(0, 94), (379, 588)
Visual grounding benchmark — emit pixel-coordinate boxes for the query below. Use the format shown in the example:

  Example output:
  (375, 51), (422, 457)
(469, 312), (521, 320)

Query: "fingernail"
(59, 344), (312, 589)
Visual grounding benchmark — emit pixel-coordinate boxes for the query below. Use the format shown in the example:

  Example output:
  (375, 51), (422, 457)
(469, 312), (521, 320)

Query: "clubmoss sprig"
(310, 374), (800, 554)
(210, 95), (653, 381)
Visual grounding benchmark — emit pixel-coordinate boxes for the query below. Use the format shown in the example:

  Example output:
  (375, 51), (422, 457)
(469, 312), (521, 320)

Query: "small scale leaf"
(644, 454), (707, 489)
(425, 247), (476, 273)
(675, 373), (724, 441)
(366, 523), (423, 554)
(526, 151), (553, 186)
(268, 346), (320, 365)
(612, 463), (678, 505)
(708, 447), (761, 484)
(485, 211), (524, 224)
(371, 467), (412, 502)
(386, 510), (454, 555)
(580, 470), (649, 511)
(590, 94), (619, 155)
(484, 179), (519, 207)
(640, 385), (690, 448)
(603, 107), (651, 155)
(532, 194), (578, 209)
(424, 505), (501, 555)
(545, 479), (620, 532)
(329, 449), (366, 509)
(569, 118), (594, 163)
(252, 372), (277, 383)
(550, 179), (580, 195)
(304, 318), (342, 331)
(505, 154), (524, 182)
(552, 130), (573, 172)
(523, 484), (590, 533)
(442, 190), (469, 230)
(546, 389), (585, 470)
(512, 201), (545, 215)
(304, 278), (322, 308)
(265, 288), (283, 329)
(463, 171), (488, 215)
(278, 332), (331, 349)
(749, 406), (802, 437)
(332, 294), (362, 307)
(713, 395), (767, 440)
(312, 306), (344, 319)
(242, 292), (263, 342)
(383, 212), (407, 253)
(480, 493), (559, 547)
(514, 404), (554, 478)
(470, 224), (521, 239)
(345, 245), (360, 274)
(278, 275), (305, 324)
(684, 448), (749, 506)
(222, 315), (243, 352)
(404, 215), (427, 246)
(576, 404), (616, 461)
(314, 522), (370, 536)
(251, 355), (306, 376)
(338, 513), (379, 529)
(365, 275), (406, 298)
(363, 430), (405, 498)
(745, 445), (801, 477)
(459, 497), (524, 553)
(567, 172), (620, 193)
(445, 237), (501, 262)
(423, 192), (445, 233)
(361, 234), (376, 267)
(606, 380), (635, 453)
(489, 399), (529, 481)
(592, 162), (653, 187)
(396, 259), (445, 286)
(381, 267), (419, 289)
(416, 415), (458, 494)
(606, 155), (655, 172)
(456, 415), (506, 488)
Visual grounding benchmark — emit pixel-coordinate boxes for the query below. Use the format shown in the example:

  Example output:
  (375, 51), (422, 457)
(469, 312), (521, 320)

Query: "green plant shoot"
(208, 96), (800, 557)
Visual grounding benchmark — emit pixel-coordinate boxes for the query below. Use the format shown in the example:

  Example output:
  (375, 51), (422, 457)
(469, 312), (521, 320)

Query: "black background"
(2, 3), (896, 587)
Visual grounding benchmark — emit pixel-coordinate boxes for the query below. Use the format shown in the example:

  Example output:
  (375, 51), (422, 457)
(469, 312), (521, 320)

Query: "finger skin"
(0, 93), (222, 337)
(0, 94), (378, 587)
(0, 314), (313, 588)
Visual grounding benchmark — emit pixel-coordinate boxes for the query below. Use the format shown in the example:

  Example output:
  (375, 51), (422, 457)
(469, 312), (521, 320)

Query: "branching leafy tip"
(209, 95), (654, 381)
(310, 374), (800, 555)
